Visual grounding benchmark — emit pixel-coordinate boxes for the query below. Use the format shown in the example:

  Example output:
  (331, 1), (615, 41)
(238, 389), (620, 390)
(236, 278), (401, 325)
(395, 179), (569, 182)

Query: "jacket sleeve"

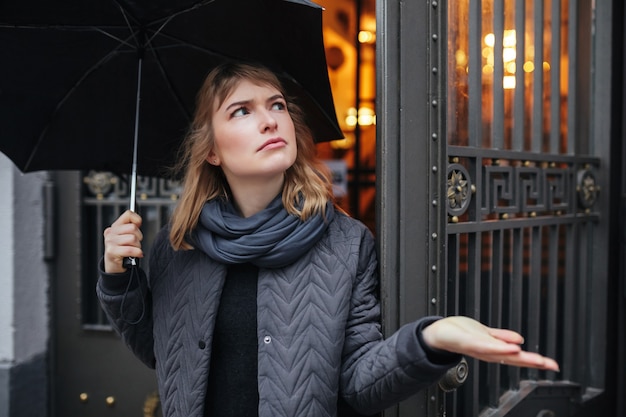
(97, 263), (155, 368)
(339, 228), (461, 415)
(96, 228), (170, 369)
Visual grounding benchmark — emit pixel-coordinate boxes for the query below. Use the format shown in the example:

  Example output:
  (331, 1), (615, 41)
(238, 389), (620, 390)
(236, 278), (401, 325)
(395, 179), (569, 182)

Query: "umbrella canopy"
(0, 0), (342, 179)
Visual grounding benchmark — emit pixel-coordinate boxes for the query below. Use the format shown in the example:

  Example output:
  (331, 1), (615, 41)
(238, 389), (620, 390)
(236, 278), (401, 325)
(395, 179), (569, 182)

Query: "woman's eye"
(271, 101), (286, 111)
(232, 107), (249, 117)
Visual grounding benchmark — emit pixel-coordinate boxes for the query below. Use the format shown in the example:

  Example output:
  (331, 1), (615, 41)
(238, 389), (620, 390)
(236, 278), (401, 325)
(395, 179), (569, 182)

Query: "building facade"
(0, 160), (49, 417)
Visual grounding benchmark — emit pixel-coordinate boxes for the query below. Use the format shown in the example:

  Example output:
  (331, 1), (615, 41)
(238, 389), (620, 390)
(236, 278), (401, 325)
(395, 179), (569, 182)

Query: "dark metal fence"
(446, 0), (601, 414)
(445, 148), (598, 415)
(81, 171), (180, 329)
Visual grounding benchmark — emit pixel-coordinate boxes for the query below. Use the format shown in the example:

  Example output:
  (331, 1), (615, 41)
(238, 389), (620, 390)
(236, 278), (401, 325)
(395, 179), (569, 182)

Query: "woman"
(98, 62), (558, 417)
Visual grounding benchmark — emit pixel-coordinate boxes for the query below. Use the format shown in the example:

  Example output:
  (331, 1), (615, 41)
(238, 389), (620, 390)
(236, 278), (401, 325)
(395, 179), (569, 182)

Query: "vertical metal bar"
(500, 228), (512, 389)
(488, 229), (503, 405)
(587, 0), (612, 388)
(378, 0), (435, 414)
(492, 230), (504, 333)
(567, 0), (578, 154)
(576, 221), (590, 384)
(574, 2), (593, 151)
(445, 233), (462, 413)
(464, 231), (482, 416)
(562, 222), (576, 381)
(43, 177), (56, 261)
(513, 0), (526, 151)
(546, 224), (559, 380)
(351, 0), (363, 218)
(470, 159), (478, 221)
(493, 0), (505, 149)
(550, 0), (562, 153)
(508, 227), (523, 388)
(447, 234), (461, 315)
(532, 0), (544, 153)
(95, 204), (105, 324)
(155, 202), (163, 236)
(527, 225), (542, 380)
(469, 232), (483, 318)
(469, 0), (483, 147)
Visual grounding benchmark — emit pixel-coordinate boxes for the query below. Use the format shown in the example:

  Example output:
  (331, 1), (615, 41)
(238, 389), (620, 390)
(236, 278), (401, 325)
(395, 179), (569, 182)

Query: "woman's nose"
(260, 110), (278, 131)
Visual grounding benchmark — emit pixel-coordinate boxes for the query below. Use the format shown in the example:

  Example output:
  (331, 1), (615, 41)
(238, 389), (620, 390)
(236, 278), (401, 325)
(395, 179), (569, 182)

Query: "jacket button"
(198, 340), (206, 349)
(263, 336), (272, 344)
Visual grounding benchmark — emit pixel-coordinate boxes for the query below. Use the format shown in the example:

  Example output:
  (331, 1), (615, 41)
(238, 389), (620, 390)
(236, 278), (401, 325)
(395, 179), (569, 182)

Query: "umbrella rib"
(144, 0), (217, 45)
(120, 5), (139, 47)
(93, 26), (136, 49)
(143, 36), (193, 121)
(0, 23), (122, 30)
(148, 31), (243, 61)
(145, 14), (177, 47)
(0, 22), (139, 50)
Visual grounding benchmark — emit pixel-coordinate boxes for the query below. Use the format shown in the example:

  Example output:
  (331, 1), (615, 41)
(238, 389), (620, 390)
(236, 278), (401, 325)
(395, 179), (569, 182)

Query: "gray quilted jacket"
(97, 212), (457, 417)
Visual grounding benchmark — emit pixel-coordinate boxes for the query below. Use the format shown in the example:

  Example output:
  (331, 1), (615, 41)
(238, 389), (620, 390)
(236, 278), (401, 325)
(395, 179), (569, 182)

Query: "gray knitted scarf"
(193, 194), (334, 268)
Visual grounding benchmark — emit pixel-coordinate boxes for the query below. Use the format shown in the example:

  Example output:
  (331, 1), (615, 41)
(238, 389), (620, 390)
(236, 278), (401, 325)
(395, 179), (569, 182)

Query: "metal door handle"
(438, 357), (469, 392)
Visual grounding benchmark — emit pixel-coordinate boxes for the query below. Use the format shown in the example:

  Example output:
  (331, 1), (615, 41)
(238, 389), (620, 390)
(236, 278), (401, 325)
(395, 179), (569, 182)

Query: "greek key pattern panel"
(446, 147), (600, 223)
(83, 171), (182, 203)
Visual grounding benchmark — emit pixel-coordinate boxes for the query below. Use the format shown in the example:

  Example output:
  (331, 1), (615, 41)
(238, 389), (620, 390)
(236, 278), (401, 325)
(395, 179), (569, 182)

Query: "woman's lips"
(257, 138), (287, 151)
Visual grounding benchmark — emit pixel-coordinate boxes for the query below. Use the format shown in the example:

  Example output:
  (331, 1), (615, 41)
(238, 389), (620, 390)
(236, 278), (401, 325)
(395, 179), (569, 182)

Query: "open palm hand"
(421, 316), (560, 371)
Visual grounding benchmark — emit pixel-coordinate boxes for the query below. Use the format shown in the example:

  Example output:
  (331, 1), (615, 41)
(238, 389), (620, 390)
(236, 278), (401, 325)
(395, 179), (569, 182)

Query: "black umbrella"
(0, 0), (342, 210)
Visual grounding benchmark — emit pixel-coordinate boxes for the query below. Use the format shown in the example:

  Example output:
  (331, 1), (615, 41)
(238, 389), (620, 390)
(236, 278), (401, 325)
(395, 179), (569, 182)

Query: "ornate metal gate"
(378, 0), (615, 416)
(443, 0), (610, 415)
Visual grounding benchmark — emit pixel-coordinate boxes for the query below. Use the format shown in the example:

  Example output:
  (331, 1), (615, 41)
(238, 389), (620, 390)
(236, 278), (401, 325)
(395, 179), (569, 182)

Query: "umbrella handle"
(123, 257), (138, 268)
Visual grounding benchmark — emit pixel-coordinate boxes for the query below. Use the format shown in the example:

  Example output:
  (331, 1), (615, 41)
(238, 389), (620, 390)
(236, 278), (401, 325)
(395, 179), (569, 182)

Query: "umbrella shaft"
(129, 58), (142, 212)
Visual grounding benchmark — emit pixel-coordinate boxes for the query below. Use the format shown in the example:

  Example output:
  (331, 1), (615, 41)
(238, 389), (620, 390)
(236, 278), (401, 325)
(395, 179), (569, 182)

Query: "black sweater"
(204, 263), (259, 416)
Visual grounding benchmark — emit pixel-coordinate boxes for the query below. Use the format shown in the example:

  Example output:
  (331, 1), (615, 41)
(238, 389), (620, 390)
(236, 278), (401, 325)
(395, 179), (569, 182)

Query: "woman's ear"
(206, 150), (220, 166)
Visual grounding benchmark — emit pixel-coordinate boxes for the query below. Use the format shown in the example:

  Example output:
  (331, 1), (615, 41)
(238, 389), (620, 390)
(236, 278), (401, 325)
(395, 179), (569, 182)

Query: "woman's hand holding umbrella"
(103, 210), (144, 274)
(422, 316), (560, 371)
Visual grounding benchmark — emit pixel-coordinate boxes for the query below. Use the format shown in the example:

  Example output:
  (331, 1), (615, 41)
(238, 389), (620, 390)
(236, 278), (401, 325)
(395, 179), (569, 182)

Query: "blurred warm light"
(503, 47), (516, 63)
(456, 49), (468, 67)
(484, 33), (495, 47)
(459, 30), (550, 86)
(481, 30), (538, 90)
(503, 30), (516, 47)
(505, 62), (517, 74)
(485, 30), (516, 48)
(345, 106), (376, 128)
(503, 75), (516, 89)
(358, 107), (376, 126)
(358, 30), (375, 44)
(345, 107), (358, 127)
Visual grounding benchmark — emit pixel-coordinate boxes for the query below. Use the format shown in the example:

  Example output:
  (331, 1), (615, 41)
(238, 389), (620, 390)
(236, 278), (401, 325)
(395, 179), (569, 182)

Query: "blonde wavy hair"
(169, 62), (334, 250)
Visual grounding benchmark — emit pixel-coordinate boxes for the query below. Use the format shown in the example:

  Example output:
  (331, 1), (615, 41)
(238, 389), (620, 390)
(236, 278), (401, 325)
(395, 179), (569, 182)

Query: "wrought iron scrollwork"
(447, 163), (472, 216)
(577, 168), (598, 209)
(447, 148), (601, 223)
(83, 171), (117, 198)
(83, 171), (181, 202)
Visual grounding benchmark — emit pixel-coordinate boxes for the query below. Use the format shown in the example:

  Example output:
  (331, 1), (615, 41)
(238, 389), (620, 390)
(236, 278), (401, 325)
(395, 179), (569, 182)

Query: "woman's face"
(208, 79), (297, 185)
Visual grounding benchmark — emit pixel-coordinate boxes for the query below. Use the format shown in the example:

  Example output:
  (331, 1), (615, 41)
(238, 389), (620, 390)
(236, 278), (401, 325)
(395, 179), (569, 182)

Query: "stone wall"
(0, 155), (50, 417)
